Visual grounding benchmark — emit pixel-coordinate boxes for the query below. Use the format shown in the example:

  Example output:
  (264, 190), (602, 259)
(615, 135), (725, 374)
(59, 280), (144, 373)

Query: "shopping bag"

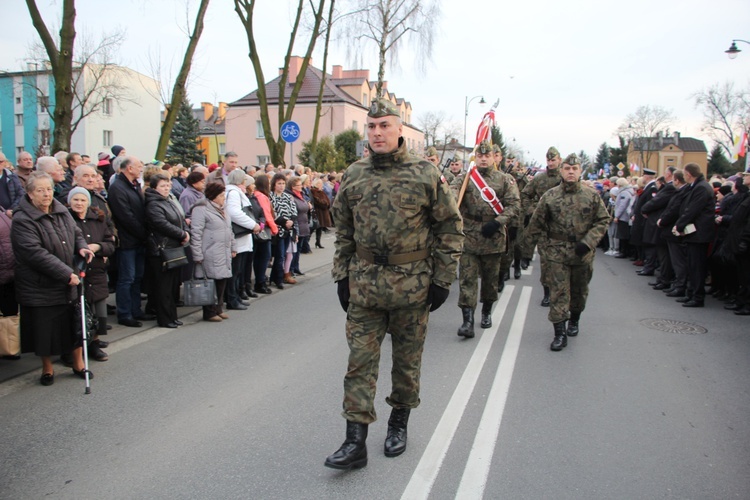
(0, 315), (20, 357)
(183, 264), (217, 306)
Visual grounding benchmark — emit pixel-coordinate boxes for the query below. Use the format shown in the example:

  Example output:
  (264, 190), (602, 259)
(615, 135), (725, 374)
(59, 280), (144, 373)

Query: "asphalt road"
(1, 242), (748, 500)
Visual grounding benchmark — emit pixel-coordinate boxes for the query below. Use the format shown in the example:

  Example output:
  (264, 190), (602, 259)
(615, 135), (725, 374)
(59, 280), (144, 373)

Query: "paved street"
(1, 233), (749, 499)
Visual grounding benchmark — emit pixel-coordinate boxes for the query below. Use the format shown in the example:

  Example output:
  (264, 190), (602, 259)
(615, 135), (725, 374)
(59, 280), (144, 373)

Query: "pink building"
(225, 56), (425, 167)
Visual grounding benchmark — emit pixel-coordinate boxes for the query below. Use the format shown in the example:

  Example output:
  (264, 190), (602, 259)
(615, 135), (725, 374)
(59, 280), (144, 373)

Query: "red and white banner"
(468, 166), (504, 215)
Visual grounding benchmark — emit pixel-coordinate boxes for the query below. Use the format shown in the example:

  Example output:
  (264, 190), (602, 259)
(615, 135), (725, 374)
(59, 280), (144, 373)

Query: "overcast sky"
(2, 0), (749, 165)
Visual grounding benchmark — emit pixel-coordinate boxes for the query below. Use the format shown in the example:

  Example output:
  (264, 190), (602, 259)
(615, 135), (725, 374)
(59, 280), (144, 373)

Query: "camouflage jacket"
(332, 139), (464, 309)
(521, 168), (562, 217)
(525, 181), (610, 264)
(450, 167), (520, 255)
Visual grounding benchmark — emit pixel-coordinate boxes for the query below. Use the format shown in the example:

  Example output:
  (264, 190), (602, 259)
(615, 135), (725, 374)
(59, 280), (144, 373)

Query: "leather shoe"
(681, 300), (704, 308)
(514, 268), (521, 279)
(675, 296), (692, 303)
(734, 307), (750, 315)
(95, 339), (109, 349)
(227, 303), (248, 310)
(724, 303), (741, 310)
(40, 373), (54, 386)
(648, 281), (659, 286)
(173, 320), (183, 326)
(160, 322), (179, 328)
(205, 316), (222, 322)
(72, 368), (94, 379)
(118, 318), (143, 328)
(653, 283), (670, 290)
(666, 289), (685, 297)
(637, 271), (654, 276)
(247, 290), (258, 298)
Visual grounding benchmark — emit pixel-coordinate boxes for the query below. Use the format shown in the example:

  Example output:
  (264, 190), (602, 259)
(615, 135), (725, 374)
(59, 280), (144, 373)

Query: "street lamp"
(463, 95), (486, 156)
(725, 39), (750, 59)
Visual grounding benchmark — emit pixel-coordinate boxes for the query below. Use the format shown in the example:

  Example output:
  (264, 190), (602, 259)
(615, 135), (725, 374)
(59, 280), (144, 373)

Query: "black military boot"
(480, 302), (493, 329)
(566, 311), (580, 337)
(513, 260), (522, 280)
(384, 408), (410, 457)
(324, 421), (368, 470)
(550, 321), (567, 351)
(540, 286), (550, 307)
(457, 307), (475, 338)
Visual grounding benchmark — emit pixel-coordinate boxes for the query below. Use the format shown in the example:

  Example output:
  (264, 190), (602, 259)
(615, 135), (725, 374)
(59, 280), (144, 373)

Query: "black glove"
(426, 284), (450, 312)
(575, 242), (590, 257)
(508, 226), (518, 241)
(337, 278), (350, 312)
(523, 215), (531, 227)
(481, 220), (502, 238)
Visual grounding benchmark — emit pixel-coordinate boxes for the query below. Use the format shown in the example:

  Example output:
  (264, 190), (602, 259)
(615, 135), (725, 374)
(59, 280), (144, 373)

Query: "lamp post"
(463, 95), (486, 156)
(725, 39), (750, 59)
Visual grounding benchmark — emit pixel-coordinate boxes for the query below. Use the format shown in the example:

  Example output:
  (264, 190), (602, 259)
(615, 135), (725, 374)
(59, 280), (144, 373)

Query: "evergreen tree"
(334, 129), (362, 165)
(594, 142), (611, 170)
(609, 135), (628, 168)
(166, 99), (204, 166)
(298, 135), (346, 172)
(490, 125), (507, 159)
(707, 143), (733, 176)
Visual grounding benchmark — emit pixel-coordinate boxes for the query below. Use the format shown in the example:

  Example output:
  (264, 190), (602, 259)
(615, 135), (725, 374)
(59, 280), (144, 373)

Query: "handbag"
(160, 245), (188, 270)
(0, 315), (20, 357)
(183, 263), (217, 306)
(230, 192), (256, 237)
(254, 225), (272, 241)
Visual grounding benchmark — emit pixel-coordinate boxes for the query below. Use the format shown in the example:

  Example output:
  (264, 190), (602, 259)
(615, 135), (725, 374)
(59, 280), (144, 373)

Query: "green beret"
(477, 140), (493, 154)
(450, 155), (462, 163)
(562, 153), (580, 166)
(426, 146), (438, 157)
(492, 144), (501, 153)
(507, 153), (516, 160)
(546, 147), (560, 160)
(368, 98), (400, 118)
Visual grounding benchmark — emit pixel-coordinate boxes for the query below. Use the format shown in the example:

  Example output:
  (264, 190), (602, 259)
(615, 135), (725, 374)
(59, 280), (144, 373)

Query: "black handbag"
(230, 192), (256, 237)
(183, 263), (217, 306)
(160, 245), (188, 270)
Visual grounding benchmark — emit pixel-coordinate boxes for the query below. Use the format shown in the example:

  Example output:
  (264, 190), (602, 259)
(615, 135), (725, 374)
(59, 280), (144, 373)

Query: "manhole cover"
(640, 318), (707, 335)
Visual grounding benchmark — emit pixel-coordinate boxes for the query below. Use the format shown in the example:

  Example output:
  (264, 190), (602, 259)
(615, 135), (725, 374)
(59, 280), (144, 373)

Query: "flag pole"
(457, 100), (499, 207)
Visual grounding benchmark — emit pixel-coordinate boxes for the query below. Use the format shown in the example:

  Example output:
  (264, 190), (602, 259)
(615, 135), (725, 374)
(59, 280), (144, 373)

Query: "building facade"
(225, 57), (425, 168)
(627, 132), (708, 176)
(0, 65), (161, 163)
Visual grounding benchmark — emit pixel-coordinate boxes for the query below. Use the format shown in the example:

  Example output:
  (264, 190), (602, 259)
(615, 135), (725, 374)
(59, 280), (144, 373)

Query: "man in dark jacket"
(672, 163), (716, 307)
(631, 168), (658, 275)
(641, 167), (677, 289)
(107, 156), (149, 327)
(657, 170), (690, 297)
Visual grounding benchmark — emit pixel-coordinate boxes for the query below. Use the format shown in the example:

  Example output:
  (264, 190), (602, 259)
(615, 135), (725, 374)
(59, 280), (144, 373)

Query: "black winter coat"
(107, 173), (146, 249)
(675, 176), (716, 244)
(658, 185), (691, 242)
(11, 196), (88, 306)
(630, 180), (658, 246)
(725, 193), (750, 256)
(144, 188), (188, 257)
(71, 207), (116, 303)
(641, 182), (676, 245)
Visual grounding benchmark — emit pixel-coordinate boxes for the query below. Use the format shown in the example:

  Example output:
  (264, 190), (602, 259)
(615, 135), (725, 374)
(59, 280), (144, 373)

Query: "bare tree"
(310, 0), (338, 161)
(693, 81), (750, 158)
(418, 110), (445, 147)
(234, 0), (327, 166)
(339, 0), (441, 98)
(155, 0), (211, 161)
(615, 105), (675, 169)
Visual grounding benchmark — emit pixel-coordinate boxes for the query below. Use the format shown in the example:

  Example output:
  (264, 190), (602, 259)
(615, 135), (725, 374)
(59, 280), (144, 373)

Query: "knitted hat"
(67, 186), (91, 205)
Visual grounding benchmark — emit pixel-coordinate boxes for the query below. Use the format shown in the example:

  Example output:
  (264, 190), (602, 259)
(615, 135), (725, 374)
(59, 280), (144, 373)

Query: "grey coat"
(189, 199), (235, 280)
(614, 186), (635, 220)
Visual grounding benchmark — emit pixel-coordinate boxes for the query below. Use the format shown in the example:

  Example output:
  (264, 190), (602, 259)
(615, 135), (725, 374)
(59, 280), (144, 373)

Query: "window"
(218, 142), (226, 155)
(15, 97), (21, 105)
(38, 95), (49, 113)
(363, 93), (368, 106)
(103, 130), (113, 147)
(17, 146), (24, 156)
(257, 155), (270, 166)
(352, 120), (358, 131)
(102, 98), (113, 116)
(256, 120), (265, 139)
(15, 114), (23, 125)
(40, 129), (50, 146)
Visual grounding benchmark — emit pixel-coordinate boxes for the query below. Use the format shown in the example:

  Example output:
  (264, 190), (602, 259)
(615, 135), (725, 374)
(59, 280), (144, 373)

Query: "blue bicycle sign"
(280, 121), (301, 143)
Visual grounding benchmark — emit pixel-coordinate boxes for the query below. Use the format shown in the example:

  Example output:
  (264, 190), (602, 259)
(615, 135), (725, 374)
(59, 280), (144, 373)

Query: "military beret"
(492, 144), (502, 153)
(546, 147), (560, 160)
(507, 153), (516, 160)
(477, 140), (493, 154)
(562, 153), (580, 166)
(368, 98), (400, 118)
(643, 168), (656, 176)
(426, 146), (438, 157)
(450, 155), (462, 163)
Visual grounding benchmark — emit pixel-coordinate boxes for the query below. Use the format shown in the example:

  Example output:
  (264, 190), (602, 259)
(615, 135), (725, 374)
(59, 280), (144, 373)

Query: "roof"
(631, 135), (707, 153)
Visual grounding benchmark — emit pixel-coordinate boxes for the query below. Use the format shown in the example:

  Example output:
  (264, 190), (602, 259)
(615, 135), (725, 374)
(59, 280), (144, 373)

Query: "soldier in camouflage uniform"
(521, 146), (563, 306)
(450, 140), (520, 337)
(509, 158), (531, 279)
(443, 155), (463, 185)
(496, 147), (522, 288)
(425, 146), (440, 166)
(524, 153), (610, 351)
(325, 98), (463, 470)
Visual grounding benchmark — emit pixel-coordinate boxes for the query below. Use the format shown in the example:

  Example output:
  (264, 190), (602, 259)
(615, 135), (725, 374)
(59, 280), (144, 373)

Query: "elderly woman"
(270, 173), (298, 288)
(68, 187), (116, 362)
(242, 175), (263, 298)
(145, 174), (190, 328)
(11, 172), (94, 386)
(613, 177), (636, 258)
(252, 173), (278, 294)
(225, 169), (259, 310)
(288, 176), (311, 276)
(179, 171), (206, 218)
(311, 177), (332, 249)
(190, 182), (236, 322)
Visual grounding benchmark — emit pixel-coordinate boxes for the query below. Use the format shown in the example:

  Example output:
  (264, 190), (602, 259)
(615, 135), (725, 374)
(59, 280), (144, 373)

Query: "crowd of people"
(0, 146), (340, 386)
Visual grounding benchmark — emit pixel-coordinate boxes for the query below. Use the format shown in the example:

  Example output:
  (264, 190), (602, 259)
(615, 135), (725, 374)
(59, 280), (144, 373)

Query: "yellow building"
(627, 132), (707, 176)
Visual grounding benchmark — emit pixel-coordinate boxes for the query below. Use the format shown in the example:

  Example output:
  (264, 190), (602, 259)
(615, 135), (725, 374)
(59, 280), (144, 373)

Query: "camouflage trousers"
(343, 303), (430, 424)
(458, 252), (501, 308)
(547, 260), (594, 323)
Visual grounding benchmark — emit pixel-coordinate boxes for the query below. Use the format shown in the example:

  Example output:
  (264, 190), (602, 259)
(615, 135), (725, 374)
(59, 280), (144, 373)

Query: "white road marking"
(454, 286), (532, 499)
(400, 286), (515, 500)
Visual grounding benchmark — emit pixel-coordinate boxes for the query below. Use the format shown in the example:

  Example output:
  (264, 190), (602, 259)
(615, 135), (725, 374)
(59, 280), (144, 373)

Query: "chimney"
(673, 131), (680, 145)
(332, 65), (343, 79)
(656, 130), (663, 147)
(280, 56), (310, 81)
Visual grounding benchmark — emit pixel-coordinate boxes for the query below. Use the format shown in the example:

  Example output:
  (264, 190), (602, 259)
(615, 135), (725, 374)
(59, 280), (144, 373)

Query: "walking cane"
(75, 256), (92, 395)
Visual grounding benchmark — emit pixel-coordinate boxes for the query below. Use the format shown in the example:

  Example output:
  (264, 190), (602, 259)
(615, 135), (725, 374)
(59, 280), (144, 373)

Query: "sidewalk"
(0, 232), (337, 385)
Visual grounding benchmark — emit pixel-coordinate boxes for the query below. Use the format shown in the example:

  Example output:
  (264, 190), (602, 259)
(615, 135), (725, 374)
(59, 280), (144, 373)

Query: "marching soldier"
(451, 140), (520, 338)
(496, 147), (522, 287)
(509, 159), (531, 279)
(521, 146), (563, 306)
(425, 146), (440, 166)
(524, 153), (609, 351)
(325, 98), (463, 470)
(443, 155), (463, 185)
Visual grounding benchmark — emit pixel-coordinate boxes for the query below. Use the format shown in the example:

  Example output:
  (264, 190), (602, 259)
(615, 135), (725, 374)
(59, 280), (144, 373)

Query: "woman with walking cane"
(11, 171), (94, 386)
